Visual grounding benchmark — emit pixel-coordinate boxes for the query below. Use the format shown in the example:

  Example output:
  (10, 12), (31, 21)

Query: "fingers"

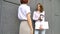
(30, 29), (33, 34)
(39, 25), (43, 30)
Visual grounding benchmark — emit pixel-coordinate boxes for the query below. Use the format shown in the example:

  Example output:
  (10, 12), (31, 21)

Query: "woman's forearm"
(27, 13), (33, 30)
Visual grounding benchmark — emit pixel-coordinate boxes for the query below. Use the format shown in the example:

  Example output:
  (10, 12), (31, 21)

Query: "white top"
(33, 11), (45, 21)
(18, 4), (31, 20)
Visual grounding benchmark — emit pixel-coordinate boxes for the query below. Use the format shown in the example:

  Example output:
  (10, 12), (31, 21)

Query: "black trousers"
(32, 20), (35, 34)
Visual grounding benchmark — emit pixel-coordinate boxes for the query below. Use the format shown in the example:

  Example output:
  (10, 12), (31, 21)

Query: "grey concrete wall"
(52, 0), (60, 34)
(0, 0), (2, 34)
(1, 0), (37, 34)
(1, 0), (60, 34)
(1, 0), (52, 34)
(43, 0), (52, 34)
(1, 1), (19, 34)
(4, 0), (20, 4)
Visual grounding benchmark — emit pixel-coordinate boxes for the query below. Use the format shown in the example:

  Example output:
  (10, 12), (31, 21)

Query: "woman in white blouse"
(18, 0), (33, 34)
(33, 3), (46, 34)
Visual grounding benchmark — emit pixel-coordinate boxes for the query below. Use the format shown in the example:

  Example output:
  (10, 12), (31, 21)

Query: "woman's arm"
(39, 11), (45, 30)
(33, 12), (36, 20)
(33, 11), (38, 20)
(27, 13), (33, 34)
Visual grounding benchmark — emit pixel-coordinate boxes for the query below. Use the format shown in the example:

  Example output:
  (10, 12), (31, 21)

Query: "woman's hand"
(38, 17), (42, 21)
(27, 13), (33, 34)
(30, 28), (33, 34)
(39, 25), (43, 30)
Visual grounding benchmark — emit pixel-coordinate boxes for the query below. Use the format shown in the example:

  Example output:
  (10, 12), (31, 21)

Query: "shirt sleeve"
(33, 11), (35, 20)
(18, 6), (21, 19)
(18, 6), (23, 20)
(43, 11), (45, 17)
(33, 11), (38, 20)
(25, 6), (31, 14)
(43, 11), (45, 21)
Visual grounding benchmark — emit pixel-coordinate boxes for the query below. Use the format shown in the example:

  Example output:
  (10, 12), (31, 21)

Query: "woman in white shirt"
(18, 0), (33, 34)
(33, 3), (46, 34)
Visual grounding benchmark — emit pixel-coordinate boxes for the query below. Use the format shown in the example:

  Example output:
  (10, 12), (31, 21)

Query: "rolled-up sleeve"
(25, 6), (31, 14)
(18, 6), (20, 19)
(33, 11), (38, 20)
(33, 12), (36, 20)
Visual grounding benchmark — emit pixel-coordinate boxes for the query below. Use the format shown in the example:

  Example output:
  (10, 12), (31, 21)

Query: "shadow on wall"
(3, 0), (20, 5)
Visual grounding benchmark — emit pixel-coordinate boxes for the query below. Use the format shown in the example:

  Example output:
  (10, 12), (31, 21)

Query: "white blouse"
(33, 11), (45, 21)
(18, 4), (31, 20)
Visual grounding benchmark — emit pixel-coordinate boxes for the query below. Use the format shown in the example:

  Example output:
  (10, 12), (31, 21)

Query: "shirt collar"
(21, 4), (27, 6)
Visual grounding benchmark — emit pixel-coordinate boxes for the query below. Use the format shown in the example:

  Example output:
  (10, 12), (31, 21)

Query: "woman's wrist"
(30, 27), (33, 30)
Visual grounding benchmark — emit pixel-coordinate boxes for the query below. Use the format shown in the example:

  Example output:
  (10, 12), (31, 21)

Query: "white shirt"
(33, 11), (45, 21)
(33, 11), (49, 29)
(18, 4), (31, 20)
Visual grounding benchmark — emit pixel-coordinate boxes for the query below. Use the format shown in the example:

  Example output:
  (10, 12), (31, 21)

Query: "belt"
(20, 20), (27, 21)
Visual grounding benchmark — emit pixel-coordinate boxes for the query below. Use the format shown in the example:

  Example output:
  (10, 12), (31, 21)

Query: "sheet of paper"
(35, 21), (49, 29)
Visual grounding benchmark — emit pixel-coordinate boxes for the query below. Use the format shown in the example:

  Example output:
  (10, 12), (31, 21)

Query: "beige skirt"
(19, 21), (30, 34)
